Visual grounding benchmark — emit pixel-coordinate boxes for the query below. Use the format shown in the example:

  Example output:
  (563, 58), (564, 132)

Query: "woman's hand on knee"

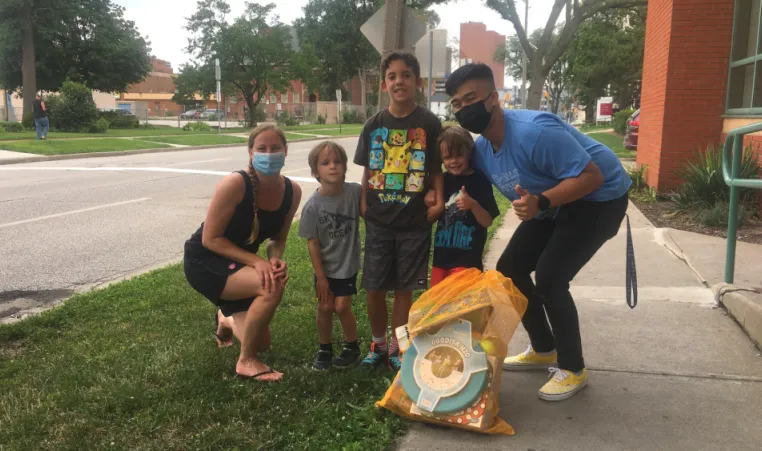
(252, 259), (276, 293)
(270, 257), (289, 288)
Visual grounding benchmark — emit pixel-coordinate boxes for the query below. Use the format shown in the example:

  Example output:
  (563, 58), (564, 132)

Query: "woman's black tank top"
(184, 171), (293, 264)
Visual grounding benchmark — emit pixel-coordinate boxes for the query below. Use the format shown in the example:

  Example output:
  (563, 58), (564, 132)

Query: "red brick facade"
(459, 23), (505, 90)
(637, 0), (735, 191)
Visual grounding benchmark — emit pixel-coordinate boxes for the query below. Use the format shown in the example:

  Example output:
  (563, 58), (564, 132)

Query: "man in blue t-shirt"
(445, 64), (632, 402)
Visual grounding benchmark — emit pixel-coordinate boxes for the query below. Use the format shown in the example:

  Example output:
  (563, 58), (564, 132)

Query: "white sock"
(372, 335), (387, 350)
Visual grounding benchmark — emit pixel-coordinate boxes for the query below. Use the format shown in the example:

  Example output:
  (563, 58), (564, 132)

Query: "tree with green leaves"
(172, 63), (215, 109)
(293, 0), (445, 113)
(495, 28), (571, 114)
(294, 0), (379, 107)
(0, 0), (152, 115)
(485, 0), (647, 110)
(182, 1), (319, 127)
(566, 7), (646, 121)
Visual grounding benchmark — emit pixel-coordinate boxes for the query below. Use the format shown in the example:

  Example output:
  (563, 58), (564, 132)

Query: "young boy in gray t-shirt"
(299, 141), (362, 370)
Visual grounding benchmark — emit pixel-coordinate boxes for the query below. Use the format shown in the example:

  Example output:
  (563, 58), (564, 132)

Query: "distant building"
(459, 22), (506, 89)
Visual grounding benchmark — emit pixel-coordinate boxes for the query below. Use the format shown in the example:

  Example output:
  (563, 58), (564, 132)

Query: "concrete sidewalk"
(395, 202), (762, 450)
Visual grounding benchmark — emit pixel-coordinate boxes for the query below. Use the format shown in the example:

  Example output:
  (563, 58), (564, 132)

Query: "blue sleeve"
(531, 127), (591, 180)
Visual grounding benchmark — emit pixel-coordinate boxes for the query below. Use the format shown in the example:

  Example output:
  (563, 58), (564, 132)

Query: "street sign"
(215, 58), (221, 81)
(415, 29), (448, 78)
(360, 3), (427, 54)
(597, 96), (613, 122)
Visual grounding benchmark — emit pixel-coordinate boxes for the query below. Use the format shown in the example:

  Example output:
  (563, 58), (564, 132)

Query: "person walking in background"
(32, 93), (49, 140)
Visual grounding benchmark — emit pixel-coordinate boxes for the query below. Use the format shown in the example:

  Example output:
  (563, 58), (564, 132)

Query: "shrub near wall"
(613, 109), (634, 135)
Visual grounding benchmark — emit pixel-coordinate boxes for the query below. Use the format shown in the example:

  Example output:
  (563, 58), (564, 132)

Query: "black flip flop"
(235, 369), (281, 382)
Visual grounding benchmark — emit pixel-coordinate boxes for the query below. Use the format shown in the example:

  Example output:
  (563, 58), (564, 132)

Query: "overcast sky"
(113, 0), (556, 87)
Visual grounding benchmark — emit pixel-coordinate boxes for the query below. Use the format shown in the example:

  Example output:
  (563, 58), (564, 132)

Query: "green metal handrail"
(722, 123), (762, 283)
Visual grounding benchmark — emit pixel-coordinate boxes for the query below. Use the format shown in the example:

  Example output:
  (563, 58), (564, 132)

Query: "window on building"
(281, 93), (288, 104)
(727, 0), (762, 112)
(270, 92), (278, 104)
(293, 92), (301, 104)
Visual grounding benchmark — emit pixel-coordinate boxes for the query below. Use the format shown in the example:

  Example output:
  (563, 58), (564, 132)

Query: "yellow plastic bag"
(376, 269), (527, 435)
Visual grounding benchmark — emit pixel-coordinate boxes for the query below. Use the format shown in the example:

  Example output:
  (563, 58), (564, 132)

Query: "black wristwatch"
(537, 193), (551, 212)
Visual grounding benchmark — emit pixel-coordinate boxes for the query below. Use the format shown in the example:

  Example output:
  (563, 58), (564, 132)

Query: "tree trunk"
(526, 73), (546, 110)
(585, 102), (595, 124)
(358, 68), (367, 117)
(243, 90), (258, 128)
(21, 0), (36, 118)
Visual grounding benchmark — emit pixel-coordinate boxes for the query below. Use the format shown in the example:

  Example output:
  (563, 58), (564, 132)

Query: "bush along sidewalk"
(671, 144), (761, 227)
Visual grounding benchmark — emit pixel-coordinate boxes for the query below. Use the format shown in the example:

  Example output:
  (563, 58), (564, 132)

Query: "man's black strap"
(625, 214), (638, 308)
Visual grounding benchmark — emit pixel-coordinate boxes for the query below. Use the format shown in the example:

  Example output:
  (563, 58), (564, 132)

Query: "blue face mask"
(252, 152), (285, 176)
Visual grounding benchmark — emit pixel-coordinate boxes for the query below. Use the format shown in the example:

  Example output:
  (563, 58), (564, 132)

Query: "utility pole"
(520, 0), (528, 109)
(427, 29), (433, 111)
(378, 0), (403, 110)
(215, 58), (221, 134)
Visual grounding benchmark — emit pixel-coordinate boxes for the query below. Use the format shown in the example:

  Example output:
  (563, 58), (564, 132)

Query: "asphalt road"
(0, 136), (363, 321)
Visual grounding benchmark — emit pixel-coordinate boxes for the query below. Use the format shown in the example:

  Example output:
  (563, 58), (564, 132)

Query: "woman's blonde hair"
(245, 124), (288, 245)
(307, 141), (348, 181)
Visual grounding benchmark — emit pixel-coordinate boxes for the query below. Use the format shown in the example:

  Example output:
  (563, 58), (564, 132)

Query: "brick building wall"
(637, 0), (735, 191)
(460, 22), (505, 89)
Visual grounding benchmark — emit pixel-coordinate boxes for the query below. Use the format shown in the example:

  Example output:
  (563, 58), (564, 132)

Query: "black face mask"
(455, 98), (494, 134)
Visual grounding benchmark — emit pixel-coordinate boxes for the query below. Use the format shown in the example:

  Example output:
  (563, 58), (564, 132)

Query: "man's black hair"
(445, 63), (496, 96)
(381, 51), (421, 79)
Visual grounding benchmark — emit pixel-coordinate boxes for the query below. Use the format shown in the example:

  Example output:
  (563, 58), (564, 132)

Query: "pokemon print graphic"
(411, 128), (426, 150)
(370, 128), (389, 149)
(368, 171), (386, 190)
(383, 140), (412, 174)
(406, 172), (425, 192)
(386, 174), (405, 191)
(389, 128), (408, 146)
(367, 124), (429, 204)
(369, 149), (384, 170)
(410, 151), (426, 171)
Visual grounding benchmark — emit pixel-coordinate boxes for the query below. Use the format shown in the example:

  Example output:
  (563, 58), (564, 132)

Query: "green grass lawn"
(142, 135), (247, 146)
(0, 224), (404, 450)
(0, 138), (172, 155)
(0, 194), (511, 450)
(586, 132), (637, 159)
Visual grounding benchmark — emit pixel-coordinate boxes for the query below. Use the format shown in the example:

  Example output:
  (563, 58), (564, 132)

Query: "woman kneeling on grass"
(184, 124), (302, 382)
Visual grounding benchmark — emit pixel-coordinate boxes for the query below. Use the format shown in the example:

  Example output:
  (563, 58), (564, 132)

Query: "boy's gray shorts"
(361, 221), (432, 292)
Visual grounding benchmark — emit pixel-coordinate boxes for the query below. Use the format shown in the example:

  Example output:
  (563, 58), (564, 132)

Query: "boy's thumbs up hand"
(512, 185), (539, 221)
(456, 185), (475, 211)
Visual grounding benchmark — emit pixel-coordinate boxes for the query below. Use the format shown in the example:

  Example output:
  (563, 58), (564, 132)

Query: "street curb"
(0, 134), (360, 166)
(713, 283), (762, 349)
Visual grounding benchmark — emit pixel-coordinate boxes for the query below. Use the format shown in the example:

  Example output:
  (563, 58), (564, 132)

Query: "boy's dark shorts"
(314, 273), (359, 297)
(362, 221), (432, 292)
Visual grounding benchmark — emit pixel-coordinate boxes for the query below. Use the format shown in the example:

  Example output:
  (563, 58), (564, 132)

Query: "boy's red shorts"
(430, 266), (468, 287)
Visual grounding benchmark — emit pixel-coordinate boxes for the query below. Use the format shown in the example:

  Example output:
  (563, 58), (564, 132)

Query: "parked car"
(200, 109), (225, 119)
(180, 110), (200, 119)
(624, 109), (640, 150)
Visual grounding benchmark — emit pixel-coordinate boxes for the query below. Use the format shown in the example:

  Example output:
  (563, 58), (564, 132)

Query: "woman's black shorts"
(184, 254), (255, 317)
